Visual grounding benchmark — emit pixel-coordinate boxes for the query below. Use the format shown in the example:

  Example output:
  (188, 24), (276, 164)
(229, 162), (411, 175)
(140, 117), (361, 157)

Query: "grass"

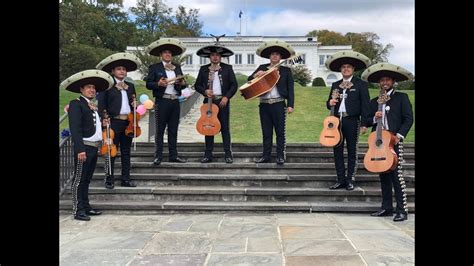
(60, 73), (414, 143)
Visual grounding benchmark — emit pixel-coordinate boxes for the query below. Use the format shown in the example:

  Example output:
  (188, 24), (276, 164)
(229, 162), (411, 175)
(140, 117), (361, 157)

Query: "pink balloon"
(136, 105), (146, 115)
(64, 104), (69, 113)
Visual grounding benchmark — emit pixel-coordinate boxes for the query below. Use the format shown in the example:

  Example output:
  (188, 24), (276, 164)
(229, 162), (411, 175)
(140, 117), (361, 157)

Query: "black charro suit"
(248, 64), (294, 160)
(97, 79), (136, 184)
(326, 76), (371, 185)
(195, 63), (238, 159)
(366, 89), (413, 214)
(146, 62), (187, 160)
(68, 96), (101, 217)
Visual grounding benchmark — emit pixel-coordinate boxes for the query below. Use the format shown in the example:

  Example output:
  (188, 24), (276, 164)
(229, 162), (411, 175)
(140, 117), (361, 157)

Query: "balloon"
(178, 96), (185, 102)
(139, 94), (149, 104)
(64, 104), (69, 113)
(143, 99), (154, 109)
(136, 105), (146, 115)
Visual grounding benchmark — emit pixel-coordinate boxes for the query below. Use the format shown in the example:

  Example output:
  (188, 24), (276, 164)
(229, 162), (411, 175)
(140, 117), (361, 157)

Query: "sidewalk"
(60, 213), (414, 265)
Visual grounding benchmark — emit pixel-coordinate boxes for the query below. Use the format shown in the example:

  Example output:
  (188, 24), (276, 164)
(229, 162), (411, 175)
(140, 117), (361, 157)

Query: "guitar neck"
(376, 103), (384, 140)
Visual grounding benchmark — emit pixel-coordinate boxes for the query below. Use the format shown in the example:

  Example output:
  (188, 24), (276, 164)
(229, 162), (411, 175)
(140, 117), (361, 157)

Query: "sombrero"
(60, 69), (114, 93)
(256, 40), (295, 59)
(96, 52), (142, 72)
(196, 44), (234, 58)
(146, 38), (186, 56)
(361, 63), (414, 83)
(325, 51), (371, 72)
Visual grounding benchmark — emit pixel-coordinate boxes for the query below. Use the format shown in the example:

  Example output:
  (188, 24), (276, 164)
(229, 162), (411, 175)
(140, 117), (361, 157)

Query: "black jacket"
(68, 96), (99, 154)
(97, 80), (136, 119)
(248, 64), (295, 108)
(366, 90), (414, 138)
(326, 76), (370, 126)
(146, 62), (186, 98)
(194, 63), (238, 99)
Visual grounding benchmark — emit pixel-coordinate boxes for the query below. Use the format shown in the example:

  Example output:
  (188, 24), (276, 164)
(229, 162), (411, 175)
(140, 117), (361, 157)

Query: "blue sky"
(123, 0), (414, 74)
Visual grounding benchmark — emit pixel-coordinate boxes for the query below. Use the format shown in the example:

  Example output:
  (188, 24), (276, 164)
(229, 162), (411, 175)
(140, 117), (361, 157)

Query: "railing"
(59, 114), (74, 196)
(148, 91), (200, 142)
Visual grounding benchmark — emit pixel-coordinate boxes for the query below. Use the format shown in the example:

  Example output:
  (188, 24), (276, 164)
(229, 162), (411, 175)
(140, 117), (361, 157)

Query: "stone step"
(59, 200), (415, 213)
(127, 143), (415, 153)
(102, 151), (414, 164)
(89, 173), (415, 188)
(61, 186), (414, 202)
(95, 162), (415, 175)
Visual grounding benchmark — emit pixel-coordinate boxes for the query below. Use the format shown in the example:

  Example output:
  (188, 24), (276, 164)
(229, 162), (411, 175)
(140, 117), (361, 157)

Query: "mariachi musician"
(96, 52), (142, 189)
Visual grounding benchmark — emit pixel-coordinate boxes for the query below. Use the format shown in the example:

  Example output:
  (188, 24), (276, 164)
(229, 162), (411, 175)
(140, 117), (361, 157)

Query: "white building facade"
(126, 36), (352, 87)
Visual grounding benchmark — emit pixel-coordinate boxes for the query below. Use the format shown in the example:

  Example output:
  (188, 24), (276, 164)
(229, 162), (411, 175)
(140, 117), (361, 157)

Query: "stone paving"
(60, 213), (414, 265)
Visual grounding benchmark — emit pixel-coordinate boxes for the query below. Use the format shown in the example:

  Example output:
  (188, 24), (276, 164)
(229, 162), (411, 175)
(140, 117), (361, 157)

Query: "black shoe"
(329, 182), (346, 189)
(153, 158), (162, 165)
(86, 209), (102, 216)
(254, 157), (271, 163)
(201, 157), (212, 163)
(393, 213), (408, 222)
(74, 213), (91, 221)
(371, 209), (394, 217)
(121, 180), (136, 187)
(170, 157), (187, 163)
(276, 157), (285, 165)
(105, 181), (114, 189)
(225, 157), (233, 164)
(346, 183), (354, 190)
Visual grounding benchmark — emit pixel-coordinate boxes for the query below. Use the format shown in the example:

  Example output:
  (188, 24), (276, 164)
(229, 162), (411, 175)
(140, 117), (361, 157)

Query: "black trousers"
(72, 145), (98, 215)
(203, 98), (232, 158)
(259, 101), (286, 159)
(105, 119), (132, 182)
(379, 144), (406, 214)
(333, 116), (360, 184)
(154, 98), (180, 160)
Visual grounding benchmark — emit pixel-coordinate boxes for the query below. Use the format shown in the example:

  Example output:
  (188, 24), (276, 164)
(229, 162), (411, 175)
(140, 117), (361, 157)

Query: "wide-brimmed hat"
(60, 69), (114, 93)
(96, 52), (142, 73)
(146, 38), (186, 56)
(325, 51), (371, 72)
(361, 63), (414, 83)
(196, 45), (234, 58)
(256, 40), (295, 59)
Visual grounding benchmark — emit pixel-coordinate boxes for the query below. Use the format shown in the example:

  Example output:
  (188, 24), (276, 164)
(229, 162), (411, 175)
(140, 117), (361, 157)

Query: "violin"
(125, 94), (141, 138)
(100, 110), (117, 164)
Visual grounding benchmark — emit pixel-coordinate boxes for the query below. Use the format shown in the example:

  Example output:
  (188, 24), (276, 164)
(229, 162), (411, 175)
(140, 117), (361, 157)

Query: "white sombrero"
(256, 40), (295, 59)
(325, 51), (371, 72)
(60, 69), (114, 93)
(96, 52), (142, 73)
(146, 38), (186, 56)
(361, 63), (414, 83)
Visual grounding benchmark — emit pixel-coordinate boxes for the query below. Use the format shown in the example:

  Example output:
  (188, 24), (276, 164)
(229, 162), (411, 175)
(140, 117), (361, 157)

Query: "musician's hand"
(254, 71), (265, 78)
(102, 119), (109, 127)
(375, 111), (383, 119)
(360, 126), (367, 134)
(158, 77), (168, 87)
(179, 79), (187, 86)
(329, 99), (338, 106)
(394, 136), (401, 144)
(78, 152), (86, 162)
(205, 89), (214, 97)
(287, 107), (294, 113)
(219, 96), (228, 108)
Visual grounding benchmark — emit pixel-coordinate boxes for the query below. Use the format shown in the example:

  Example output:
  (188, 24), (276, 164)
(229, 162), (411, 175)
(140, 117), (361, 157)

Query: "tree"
(306, 30), (349, 45)
(290, 65), (312, 87)
(165, 5), (203, 37)
(132, 50), (187, 80)
(130, 1), (172, 44)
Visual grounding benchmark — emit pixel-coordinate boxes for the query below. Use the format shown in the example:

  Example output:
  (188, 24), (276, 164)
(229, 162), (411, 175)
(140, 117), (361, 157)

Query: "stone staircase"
(60, 143), (415, 213)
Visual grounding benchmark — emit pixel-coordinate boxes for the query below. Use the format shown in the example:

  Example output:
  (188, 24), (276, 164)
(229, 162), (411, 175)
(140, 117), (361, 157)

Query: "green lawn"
(60, 74), (414, 143)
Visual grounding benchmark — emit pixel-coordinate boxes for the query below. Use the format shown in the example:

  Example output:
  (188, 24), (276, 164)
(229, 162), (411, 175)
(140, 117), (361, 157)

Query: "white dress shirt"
(81, 95), (102, 142)
(212, 71), (222, 95)
(163, 61), (177, 95)
(338, 76), (352, 114)
(114, 77), (131, 115)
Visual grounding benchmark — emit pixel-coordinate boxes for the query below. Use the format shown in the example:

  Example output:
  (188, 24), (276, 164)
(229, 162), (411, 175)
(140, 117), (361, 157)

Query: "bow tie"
(208, 64), (221, 72)
(164, 63), (175, 71)
(88, 101), (98, 111)
(115, 81), (129, 90)
(339, 81), (353, 89)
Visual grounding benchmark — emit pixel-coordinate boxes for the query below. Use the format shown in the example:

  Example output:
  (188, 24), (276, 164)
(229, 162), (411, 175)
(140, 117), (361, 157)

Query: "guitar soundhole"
(375, 139), (383, 147)
(328, 123), (333, 129)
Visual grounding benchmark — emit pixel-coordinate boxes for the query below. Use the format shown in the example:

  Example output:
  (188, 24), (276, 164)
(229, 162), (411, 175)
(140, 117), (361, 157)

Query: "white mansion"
(126, 36), (352, 86)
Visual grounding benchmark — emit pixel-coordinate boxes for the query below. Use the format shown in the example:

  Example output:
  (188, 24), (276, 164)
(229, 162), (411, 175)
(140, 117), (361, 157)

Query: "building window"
(319, 55), (325, 65)
(235, 54), (242, 64)
(247, 54), (254, 64)
(184, 54), (193, 65)
(199, 57), (209, 65)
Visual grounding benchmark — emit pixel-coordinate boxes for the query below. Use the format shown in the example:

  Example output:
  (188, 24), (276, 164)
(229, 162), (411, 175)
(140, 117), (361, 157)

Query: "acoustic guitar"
(196, 69), (221, 136)
(319, 89), (342, 147)
(364, 90), (398, 173)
